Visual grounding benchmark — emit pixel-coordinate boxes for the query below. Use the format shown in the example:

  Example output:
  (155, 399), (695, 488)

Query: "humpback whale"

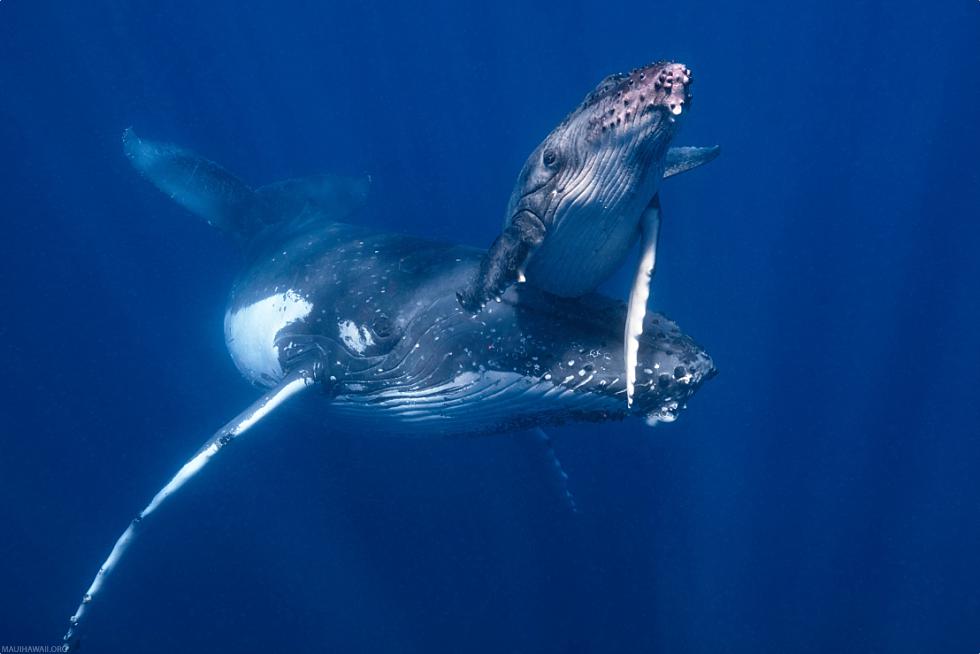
(63, 130), (715, 648)
(457, 61), (719, 406)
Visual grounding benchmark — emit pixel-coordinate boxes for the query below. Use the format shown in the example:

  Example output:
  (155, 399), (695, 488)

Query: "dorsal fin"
(123, 129), (371, 239)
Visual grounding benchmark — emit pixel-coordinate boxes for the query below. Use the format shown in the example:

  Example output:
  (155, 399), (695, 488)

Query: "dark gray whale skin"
(230, 216), (715, 434)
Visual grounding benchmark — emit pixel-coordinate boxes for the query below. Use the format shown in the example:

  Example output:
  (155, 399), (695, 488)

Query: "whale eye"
(542, 148), (559, 168)
(372, 314), (393, 338)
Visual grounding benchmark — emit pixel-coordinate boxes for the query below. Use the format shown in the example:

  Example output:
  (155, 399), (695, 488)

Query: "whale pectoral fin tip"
(456, 287), (487, 315)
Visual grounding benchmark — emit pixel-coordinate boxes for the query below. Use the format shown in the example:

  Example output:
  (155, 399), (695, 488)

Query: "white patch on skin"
(224, 289), (313, 385)
(645, 400), (680, 426)
(626, 204), (660, 407)
(337, 320), (375, 354)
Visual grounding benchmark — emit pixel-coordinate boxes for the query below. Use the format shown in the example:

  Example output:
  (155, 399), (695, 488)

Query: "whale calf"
(63, 131), (715, 648)
(456, 61), (719, 405)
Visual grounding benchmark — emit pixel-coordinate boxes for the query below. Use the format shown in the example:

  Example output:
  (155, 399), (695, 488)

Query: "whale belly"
(525, 212), (640, 297)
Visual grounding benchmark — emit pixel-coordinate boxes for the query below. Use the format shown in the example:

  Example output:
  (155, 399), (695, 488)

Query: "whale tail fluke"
(122, 128), (369, 240)
(63, 367), (316, 651)
(123, 127), (265, 238)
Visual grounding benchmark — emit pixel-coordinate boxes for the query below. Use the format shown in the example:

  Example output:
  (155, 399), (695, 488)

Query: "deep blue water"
(2, 2), (979, 652)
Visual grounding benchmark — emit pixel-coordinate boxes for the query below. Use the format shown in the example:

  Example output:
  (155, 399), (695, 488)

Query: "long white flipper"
(63, 369), (315, 650)
(625, 197), (662, 407)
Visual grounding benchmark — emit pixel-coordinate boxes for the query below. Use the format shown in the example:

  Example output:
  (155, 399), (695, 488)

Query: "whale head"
(506, 62), (694, 296)
(508, 62), (692, 222)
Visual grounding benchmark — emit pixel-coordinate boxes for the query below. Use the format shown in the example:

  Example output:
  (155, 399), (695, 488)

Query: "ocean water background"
(1, 1), (978, 652)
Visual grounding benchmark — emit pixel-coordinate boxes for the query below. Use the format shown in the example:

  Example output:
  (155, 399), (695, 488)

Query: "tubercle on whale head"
(519, 290), (717, 423)
(448, 290), (717, 428)
(581, 61), (694, 134)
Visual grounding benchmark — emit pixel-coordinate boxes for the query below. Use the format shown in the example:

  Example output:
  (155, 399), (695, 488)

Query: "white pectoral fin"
(625, 198), (661, 407)
(63, 368), (316, 651)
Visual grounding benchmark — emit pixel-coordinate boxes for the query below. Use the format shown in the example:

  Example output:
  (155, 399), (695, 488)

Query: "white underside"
(224, 289), (313, 385)
(526, 211), (640, 297)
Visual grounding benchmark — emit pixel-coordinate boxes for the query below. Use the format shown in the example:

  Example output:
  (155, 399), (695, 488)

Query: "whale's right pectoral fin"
(63, 367), (317, 651)
(457, 211), (546, 312)
(663, 145), (721, 178)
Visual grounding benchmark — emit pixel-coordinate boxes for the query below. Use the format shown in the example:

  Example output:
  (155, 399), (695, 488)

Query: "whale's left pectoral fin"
(663, 145), (721, 178)
(625, 195), (662, 407)
(63, 368), (317, 651)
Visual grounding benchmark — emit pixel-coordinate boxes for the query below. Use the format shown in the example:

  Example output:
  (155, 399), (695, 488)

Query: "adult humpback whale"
(63, 130), (715, 648)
